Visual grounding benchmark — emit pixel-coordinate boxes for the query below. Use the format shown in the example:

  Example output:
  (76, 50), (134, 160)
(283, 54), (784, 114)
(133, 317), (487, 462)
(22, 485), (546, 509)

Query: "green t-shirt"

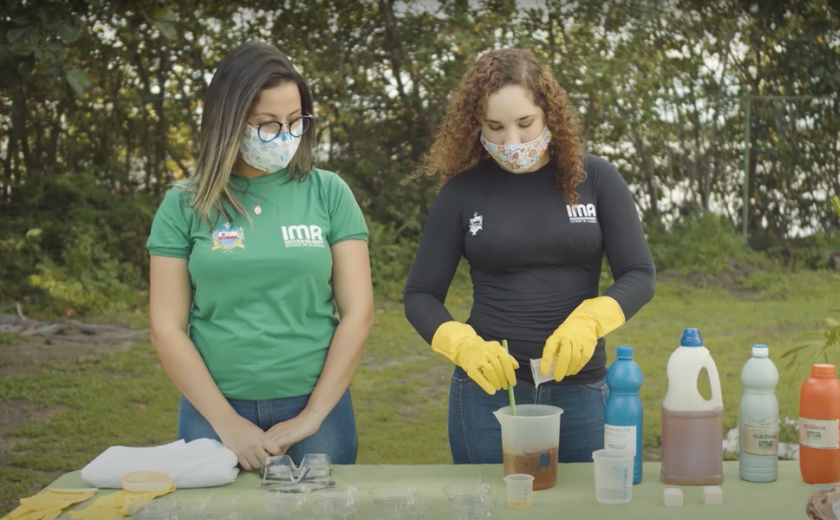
(146, 168), (369, 400)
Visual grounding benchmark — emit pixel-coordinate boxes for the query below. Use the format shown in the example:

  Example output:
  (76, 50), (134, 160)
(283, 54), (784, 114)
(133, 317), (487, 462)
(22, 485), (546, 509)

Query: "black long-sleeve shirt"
(403, 154), (656, 385)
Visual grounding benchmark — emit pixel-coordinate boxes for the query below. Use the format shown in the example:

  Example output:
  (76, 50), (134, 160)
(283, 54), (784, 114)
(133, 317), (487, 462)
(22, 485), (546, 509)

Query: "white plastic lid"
(751, 344), (769, 358)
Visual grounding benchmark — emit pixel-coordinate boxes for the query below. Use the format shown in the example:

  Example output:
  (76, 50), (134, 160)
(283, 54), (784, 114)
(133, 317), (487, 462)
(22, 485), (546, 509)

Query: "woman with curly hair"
(403, 48), (656, 464)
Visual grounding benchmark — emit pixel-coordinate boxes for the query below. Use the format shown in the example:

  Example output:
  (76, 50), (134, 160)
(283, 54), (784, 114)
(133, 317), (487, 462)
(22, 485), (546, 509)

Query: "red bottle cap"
(812, 364), (836, 378)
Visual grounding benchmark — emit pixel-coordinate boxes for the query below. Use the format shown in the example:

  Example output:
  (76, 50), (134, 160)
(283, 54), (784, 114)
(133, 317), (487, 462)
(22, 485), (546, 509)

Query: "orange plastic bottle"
(799, 364), (840, 484)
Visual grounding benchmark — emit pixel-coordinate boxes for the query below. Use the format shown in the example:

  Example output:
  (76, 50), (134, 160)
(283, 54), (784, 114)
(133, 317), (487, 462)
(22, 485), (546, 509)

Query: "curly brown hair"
(416, 48), (586, 204)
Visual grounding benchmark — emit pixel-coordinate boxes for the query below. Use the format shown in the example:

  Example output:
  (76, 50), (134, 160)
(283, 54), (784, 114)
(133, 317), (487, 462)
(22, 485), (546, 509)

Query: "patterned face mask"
(480, 125), (552, 173)
(239, 125), (301, 173)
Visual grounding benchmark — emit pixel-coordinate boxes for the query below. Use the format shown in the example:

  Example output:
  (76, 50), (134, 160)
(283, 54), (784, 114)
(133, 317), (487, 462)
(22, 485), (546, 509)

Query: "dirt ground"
(0, 333), (138, 378)
(0, 332), (142, 487)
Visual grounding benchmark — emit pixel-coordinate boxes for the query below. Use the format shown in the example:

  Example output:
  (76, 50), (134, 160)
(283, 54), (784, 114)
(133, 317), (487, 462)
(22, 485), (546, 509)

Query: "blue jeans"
(448, 366), (609, 464)
(178, 389), (358, 465)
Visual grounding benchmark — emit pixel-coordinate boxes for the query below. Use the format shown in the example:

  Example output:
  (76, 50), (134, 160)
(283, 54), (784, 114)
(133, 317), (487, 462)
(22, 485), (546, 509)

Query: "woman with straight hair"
(147, 41), (373, 470)
(403, 48), (655, 464)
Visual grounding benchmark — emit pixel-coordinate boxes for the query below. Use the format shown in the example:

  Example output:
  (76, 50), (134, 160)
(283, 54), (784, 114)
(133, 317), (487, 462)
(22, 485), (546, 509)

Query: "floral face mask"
(239, 126), (301, 173)
(480, 125), (552, 173)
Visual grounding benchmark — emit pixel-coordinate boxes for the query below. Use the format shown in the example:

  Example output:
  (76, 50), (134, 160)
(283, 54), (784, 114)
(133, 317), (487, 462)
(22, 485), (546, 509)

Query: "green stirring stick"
(502, 340), (516, 416)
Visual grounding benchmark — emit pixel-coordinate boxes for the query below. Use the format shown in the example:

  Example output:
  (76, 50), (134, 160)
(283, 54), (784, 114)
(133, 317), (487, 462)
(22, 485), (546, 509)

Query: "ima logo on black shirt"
(566, 204), (597, 224)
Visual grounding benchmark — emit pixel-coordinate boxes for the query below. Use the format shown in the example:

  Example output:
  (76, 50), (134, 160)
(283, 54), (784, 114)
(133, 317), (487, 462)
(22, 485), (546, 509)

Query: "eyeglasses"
(251, 115), (313, 142)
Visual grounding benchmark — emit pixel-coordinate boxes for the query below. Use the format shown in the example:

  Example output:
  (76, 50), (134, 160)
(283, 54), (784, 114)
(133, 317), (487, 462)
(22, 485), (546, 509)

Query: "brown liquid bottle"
(660, 328), (724, 485)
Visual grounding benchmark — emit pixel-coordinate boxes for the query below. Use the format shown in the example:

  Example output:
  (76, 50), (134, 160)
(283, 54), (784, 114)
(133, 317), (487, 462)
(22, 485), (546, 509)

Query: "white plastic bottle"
(739, 344), (779, 482)
(660, 327), (724, 485)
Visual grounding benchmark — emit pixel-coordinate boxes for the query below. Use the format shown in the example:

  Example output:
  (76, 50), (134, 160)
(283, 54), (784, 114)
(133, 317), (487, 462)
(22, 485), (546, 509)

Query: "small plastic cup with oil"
(503, 474), (535, 509)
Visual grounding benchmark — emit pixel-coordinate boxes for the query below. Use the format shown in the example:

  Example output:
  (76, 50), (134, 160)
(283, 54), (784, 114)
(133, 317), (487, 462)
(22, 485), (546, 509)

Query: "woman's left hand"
(265, 409), (325, 453)
(541, 296), (626, 381)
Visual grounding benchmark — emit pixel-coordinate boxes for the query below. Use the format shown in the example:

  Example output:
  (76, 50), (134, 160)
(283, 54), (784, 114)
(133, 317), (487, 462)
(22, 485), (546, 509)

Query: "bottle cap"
(751, 344), (769, 358)
(812, 364), (836, 378)
(616, 346), (633, 359)
(680, 328), (703, 347)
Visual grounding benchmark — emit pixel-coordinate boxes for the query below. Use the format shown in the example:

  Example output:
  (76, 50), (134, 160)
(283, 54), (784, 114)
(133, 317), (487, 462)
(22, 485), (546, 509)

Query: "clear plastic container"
(126, 500), (181, 520)
(592, 448), (634, 505)
(444, 484), (496, 514)
(530, 358), (555, 387)
(263, 482), (312, 507)
(187, 497), (239, 520)
(368, 485), (418, 506)
(375, 496), (432, 518)
(493, 404), (563, 490)
(310, 485), (358, 511)
(502, 474), (534, 509)
(262, 486), (311, 510)
(448, 496), (497, 514)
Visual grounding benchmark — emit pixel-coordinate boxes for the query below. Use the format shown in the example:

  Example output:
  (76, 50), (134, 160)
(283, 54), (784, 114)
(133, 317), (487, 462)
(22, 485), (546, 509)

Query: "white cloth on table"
(80, 439), (239, 488)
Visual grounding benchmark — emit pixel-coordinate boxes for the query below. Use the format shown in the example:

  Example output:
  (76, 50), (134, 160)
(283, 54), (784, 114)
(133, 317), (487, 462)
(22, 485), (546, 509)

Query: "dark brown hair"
(188, 41), (316, 223)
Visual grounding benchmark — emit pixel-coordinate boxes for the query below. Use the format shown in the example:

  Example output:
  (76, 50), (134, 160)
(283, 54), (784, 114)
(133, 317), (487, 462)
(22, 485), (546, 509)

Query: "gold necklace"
(247, 174), (281, 215)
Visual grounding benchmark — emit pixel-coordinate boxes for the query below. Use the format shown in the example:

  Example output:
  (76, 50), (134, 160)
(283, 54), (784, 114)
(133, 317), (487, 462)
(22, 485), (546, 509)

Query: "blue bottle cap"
(616, 346), (633, 359)
(680, 328), (703, 347)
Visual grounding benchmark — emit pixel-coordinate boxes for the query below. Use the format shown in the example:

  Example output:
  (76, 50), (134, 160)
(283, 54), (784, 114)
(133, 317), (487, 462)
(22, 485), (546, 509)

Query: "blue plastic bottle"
(604, 346), (644, 484)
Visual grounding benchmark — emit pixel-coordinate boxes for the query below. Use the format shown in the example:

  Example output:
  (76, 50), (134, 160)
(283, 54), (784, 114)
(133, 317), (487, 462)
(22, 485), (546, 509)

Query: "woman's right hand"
(430, 322), (518, 394)
(215, 415), (283, 471)
(458, 339), (519, 394)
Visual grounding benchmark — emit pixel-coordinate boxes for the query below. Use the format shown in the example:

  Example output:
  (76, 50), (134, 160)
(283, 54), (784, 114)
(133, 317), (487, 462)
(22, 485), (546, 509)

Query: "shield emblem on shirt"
(212, 222), (245, 252)
(469, 212), (483, 236)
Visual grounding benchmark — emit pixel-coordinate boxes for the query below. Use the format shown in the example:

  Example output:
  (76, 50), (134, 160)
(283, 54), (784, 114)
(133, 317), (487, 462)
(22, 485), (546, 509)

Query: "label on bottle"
(743, 419), (779, 456)
(799, 417), (840, 450)
(604, 424), (636, 455)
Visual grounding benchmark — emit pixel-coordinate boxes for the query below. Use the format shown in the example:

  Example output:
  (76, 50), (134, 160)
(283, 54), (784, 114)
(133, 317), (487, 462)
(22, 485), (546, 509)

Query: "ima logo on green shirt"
(281, 224), (325, 248)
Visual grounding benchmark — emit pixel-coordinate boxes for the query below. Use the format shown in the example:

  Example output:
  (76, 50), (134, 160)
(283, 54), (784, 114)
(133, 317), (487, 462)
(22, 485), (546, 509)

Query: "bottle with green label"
(738, 344), (779, 482)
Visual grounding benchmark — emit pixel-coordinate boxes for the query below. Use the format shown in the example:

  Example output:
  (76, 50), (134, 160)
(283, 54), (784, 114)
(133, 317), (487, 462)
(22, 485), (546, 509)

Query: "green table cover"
(44, 461), (816, 520)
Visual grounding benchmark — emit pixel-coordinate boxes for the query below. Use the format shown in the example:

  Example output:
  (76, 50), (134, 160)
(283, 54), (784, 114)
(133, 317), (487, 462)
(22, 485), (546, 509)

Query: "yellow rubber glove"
(431, 321), (519, 394)
(66, 472), (174, 520)
(3, 489), (97, 520)
(541, 296), (626, 382)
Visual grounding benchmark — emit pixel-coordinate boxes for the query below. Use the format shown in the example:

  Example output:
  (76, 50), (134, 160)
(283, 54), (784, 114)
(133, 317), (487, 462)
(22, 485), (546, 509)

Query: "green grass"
(2, 270), (839, 514)
(613, 271), (840, 447)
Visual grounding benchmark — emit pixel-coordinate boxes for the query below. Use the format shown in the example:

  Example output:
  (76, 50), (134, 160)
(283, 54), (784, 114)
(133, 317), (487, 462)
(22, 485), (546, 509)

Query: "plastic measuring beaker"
(503, 474), (535, 509)
(493, 404), (563, 490)
(530, 358), (555, 387)
(592, 449), (634, 505)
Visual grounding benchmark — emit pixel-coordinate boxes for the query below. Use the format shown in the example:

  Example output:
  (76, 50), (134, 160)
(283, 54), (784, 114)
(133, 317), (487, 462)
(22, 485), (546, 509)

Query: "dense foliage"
(1, 0), (839, 313)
